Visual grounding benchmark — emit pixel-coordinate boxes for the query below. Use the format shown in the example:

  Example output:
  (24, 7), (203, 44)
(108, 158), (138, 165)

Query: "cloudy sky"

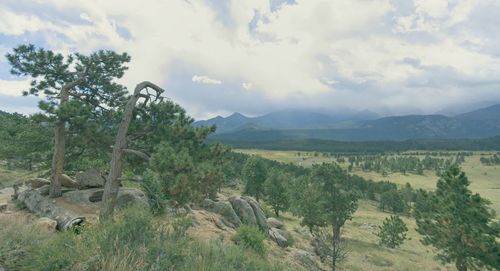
(1, 0), (500, 119)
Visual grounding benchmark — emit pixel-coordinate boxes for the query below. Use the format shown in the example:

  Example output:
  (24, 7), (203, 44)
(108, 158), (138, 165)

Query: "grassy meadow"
(237, 149), (499, 270)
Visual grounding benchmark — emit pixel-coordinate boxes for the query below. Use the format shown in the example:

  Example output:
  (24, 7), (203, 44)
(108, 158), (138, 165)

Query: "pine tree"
(377, 215), (408, 248)
(242, 156), (268, 201)
(264, 169), (290, 217)
(415, 165), (499, 271)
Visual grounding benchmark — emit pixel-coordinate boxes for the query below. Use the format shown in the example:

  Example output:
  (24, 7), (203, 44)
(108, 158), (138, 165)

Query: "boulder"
(63, 188), (103, 205)
(60, 174), (78, 188)
(26, 178), (50, 188)
(243, 196), (269, 231)
(269, 227), (288, 247)
(201, 198), (242, 228)
(229, 197), (257, 227)
(267, 217), (284, 229)
(35, 217), (57, 233)
(116, 188), (149, 209)
(75, 168), (106, 189)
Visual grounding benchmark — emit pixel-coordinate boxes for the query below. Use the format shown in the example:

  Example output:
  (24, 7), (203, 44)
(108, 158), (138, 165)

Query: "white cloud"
(192, 75), (222, 85)
(0, 0), (500, 117)
(0, 79), (31, 96)
(242, 82), (253, 90)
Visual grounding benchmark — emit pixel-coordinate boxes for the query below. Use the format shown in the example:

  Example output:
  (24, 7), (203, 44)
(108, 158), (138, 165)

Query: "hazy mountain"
(193, 109), (377, 133)
(199, 104), (500, 142)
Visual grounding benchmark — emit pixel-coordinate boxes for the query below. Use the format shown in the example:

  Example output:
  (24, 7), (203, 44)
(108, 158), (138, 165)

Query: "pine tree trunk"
(100, 81), (163, 221)
(332, 224), (340, 271)
(49, 120), (65, 198)
(50, 86), (70, 198)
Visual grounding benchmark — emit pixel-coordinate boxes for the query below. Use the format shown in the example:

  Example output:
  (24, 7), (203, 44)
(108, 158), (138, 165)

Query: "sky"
(1, 0), (500, 119)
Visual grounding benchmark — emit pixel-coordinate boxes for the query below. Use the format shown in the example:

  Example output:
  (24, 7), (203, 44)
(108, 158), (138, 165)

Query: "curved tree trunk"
(100, 81), (164, 221)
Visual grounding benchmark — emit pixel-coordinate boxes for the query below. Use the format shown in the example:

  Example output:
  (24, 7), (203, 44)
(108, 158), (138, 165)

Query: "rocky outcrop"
(18, 189), (84, 230)
(229, 197), (258, 227)
(75, 168), (106, 189)
(201, 198), (242, 228)
(243, 196), (269, 232)
(267, 217), (284, 229)
(60, 174), (79, 188)
(269, 227), (289, 247)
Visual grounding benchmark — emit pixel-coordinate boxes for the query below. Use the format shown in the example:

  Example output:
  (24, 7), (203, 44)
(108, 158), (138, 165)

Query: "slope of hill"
(198, 104), (500, 142)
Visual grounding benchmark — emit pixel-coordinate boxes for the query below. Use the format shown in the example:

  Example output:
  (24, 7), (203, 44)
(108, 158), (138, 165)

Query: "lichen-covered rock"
(243, 196), (269, 231)
(26, 178), (50, 188)
(229, 197), (257, 227)
(201, 198), (242, 228)
(269, 227), (288, 247)
(60, 174), (78, 188)
(75, 168), (106, 189)
(63, 188), (103, 204)
(267, 217), (284, 229)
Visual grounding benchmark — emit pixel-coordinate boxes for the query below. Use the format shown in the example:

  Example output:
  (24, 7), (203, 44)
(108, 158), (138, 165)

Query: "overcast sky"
(1, 0), (500, 119)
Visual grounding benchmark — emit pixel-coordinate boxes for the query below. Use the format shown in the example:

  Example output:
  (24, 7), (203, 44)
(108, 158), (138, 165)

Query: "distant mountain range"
(194, 104), (500, 142)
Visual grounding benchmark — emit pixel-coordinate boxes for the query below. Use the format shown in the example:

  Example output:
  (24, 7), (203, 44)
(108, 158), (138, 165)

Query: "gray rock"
(60, 174), (78, 188)
(26, 178), (50, 188)
(243, 196), (269, 231)
(116, 188), (149, 209)
(267, 217), (284, 229)
(63, 188), (103, 205)
(201, 198), (242, 228)
(0, 187), (15, 194)
(230, 197), (257, 227)
(75, 168), (106, 189)
(269, 227), (288, 247)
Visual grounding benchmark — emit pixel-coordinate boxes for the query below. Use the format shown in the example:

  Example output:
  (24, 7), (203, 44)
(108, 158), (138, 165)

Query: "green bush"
(231, 226), (266, 256)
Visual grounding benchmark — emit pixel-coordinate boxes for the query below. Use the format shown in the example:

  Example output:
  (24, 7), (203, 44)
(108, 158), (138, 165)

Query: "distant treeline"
(210, 136), (500, 153)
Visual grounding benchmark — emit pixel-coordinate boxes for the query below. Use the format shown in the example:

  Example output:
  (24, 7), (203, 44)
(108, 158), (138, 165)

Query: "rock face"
(243, 196), (269, 232)
(60, 174), (79, 188)
(26, 178), (50, 188)
(116, 188), (149, 209)
(229, 197), (257, 227)
(269, 227), (289, 247)
(18, 189), (85, 230)
(201, 198), (242, 228)
(267, 217), (284, 229)
(75, 168), (106, 189)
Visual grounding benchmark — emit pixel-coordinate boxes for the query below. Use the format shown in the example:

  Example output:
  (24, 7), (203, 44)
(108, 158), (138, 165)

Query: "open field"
(237, 149), (500, 216)
(236, 149), (499, 270)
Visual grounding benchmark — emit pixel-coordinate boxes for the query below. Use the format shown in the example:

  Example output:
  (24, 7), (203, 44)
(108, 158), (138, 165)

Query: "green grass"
(236, 149), (500, 270)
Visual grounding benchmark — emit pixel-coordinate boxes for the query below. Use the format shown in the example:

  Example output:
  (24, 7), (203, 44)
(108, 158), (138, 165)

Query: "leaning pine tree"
(415, 165), (499, 271)
(7, 44), (130, 197)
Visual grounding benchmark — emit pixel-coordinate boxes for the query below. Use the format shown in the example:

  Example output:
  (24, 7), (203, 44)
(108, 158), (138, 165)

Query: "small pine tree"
(377, 215), (408, 248)
(242, 156), (268, 201)
(263, 169), (290, 217)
